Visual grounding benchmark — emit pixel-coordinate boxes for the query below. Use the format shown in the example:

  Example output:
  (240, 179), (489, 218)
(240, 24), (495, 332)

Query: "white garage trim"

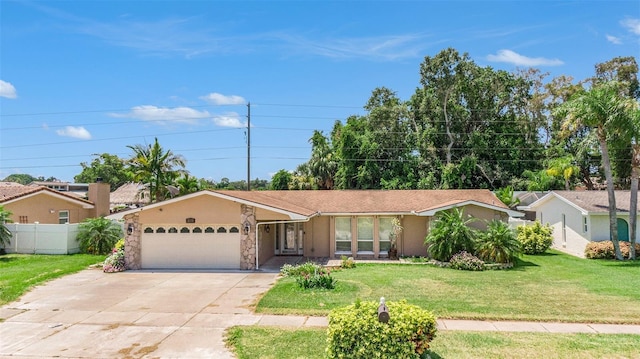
(141, 224), (241, 269)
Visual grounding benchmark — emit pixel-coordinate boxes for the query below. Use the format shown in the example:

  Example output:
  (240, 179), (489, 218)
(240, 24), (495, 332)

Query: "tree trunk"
(599, 129), (623, 260)
(629, 143), (640, 260)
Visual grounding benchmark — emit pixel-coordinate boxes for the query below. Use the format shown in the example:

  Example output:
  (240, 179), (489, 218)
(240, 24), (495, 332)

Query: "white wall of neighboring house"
(4, 223), (80, 254)
(534, 197), (589, 258)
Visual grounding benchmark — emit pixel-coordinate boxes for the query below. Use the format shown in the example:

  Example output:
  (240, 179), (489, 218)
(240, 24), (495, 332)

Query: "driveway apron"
(0, 269), (278, 358)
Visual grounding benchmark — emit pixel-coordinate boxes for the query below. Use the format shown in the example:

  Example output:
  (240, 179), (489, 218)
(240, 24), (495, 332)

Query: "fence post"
(14, 223), (18, 253)
(33, 222), (38, 254)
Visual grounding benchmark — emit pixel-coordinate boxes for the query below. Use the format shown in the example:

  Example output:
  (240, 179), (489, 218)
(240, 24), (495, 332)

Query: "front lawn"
(0, 254), (106, 306)
(257, 251), (640, 323)
(226, 326), (640, 359)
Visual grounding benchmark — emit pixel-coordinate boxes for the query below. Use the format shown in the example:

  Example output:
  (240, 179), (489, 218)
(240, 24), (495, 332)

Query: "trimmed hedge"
(517, 221), (553, 255)
(585, 241), (640, 259)
(326, 300), (437, 359)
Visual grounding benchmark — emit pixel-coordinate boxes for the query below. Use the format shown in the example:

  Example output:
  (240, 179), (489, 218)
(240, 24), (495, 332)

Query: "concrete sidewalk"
(250, 314), (640, 335)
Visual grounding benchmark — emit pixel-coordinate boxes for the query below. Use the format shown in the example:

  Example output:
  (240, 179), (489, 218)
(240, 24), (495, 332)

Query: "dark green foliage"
(74, 153), (132, 191)
(424, 208), (476, 261)
(270, 169), (292, 190)
(326, 300), (437, 359)
(517, 221), (553, 255)
(475, 220), (521, 264)
(77, 217), (123, 255)
(0, 206), (13, 250)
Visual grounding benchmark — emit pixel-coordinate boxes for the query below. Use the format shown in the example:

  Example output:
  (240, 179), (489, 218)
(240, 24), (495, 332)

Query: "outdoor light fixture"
(127, 223), (134, 235)
(265, 224), (270, 233)
(243, 222), (250, 235)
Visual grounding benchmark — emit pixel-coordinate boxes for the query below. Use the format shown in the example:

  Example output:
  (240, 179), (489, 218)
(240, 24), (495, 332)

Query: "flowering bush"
(326, 300), (437, 359)
(340, 255), (356, 269)
(585, 241), (640, 259)
(103, 241), (125, 273)
(449, 251), (485, 271)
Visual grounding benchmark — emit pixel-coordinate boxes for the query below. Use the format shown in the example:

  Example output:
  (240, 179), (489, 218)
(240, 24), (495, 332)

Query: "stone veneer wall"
(124, 213), (142, 270)
(240, 204), (256, 270)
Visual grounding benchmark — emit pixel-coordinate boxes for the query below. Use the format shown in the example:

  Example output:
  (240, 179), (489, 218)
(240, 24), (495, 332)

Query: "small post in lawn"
(378, 297), (389, 323)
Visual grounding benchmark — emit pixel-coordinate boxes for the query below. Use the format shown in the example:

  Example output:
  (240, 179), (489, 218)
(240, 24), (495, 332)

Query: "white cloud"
(213, 112), (245, 128)
(606, 34), (622, 44)
(0, 80), (17, 99)
(56, 126), (92, 140)
(486, 49), (564, 67)
(621, 18), (640, 35)
(200, 93), (246, 105)
(113, 105), (211, 124)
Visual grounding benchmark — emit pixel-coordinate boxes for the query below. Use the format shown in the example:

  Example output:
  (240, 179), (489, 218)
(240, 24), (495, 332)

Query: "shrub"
(475, 220), (521, 264)
(585, 241), (640, 259)
(281, 262), (336, 290)
(424, 208), (477, 261)
(517, 221), (553, 255)
(296, 267), (336, 289)
(77, 217), (123, 255)
(0, 205), (13, 251)
(103, 246), (125, 273)
(449, 251), (485, 271)
(326, 300), (437, 359)
(340, 255), (356, 269)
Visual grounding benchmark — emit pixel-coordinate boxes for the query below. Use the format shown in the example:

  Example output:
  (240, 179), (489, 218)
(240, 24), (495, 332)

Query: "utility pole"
(247, 102), (251, 191)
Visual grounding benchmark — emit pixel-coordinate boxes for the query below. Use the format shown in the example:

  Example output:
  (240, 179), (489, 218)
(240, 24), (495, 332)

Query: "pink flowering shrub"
(103, 239), (125, 273)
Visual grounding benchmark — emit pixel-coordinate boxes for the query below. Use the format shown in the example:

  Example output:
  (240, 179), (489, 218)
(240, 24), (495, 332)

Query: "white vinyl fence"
(3, 223), (81, 254)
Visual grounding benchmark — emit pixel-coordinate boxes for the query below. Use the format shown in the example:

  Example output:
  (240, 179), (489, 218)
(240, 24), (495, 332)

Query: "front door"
(275, 223), (303, 255)
(617, 218), (630, 242)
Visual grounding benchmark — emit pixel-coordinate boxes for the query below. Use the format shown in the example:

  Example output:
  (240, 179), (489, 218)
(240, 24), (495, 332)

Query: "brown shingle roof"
(214, 189), (505, 215)
(553, 191), (635, 213)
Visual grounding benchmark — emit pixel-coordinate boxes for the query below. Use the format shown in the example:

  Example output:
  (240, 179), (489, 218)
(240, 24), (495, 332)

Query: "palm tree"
(546, 155), (579, 190)
(0, 206), (13, 252)
(77, 217), (123, 255)
(175, 173), (200, 196)
(128, 138), (186, 202)
(620, 106), (640, 259)
(424, 208), (476, 261)
(555, 81), (637, 260)
(308, 131), (337, 190)
(475, 220), (521, 264)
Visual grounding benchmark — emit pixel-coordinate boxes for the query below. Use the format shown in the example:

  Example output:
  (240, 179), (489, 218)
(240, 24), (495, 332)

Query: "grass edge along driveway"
(257, 250), (640, 324)
(0, 254), (106, 307)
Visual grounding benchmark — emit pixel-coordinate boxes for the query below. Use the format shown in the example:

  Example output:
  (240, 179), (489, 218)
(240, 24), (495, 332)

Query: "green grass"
(257, 251), (640, 323)
(0, 253), (106, 306)
(226, 326), (640, 359)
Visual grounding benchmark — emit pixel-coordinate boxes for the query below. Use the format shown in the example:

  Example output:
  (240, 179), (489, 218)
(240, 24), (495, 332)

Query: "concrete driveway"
(0, 269), (279, 358)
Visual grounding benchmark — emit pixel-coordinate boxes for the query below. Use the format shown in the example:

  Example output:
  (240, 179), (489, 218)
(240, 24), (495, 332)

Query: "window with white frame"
(357, 217), (374, 253)
(335, 217), (352, 254)
(378, 217), (394, 253)
(58, 210), (69, 224)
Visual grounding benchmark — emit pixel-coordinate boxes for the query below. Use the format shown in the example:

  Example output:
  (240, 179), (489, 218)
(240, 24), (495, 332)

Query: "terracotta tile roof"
(214, 189), (506, 215)
(0, 182), (94, 206)
(553, 191), (635, 213)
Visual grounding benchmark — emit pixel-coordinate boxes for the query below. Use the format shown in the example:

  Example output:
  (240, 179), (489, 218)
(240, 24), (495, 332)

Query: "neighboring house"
(522, 191), (638, 257)
(514, 191), (547, 221)
(122, 189), (522, 270)
(29, 181), (89, 198)
(0, 182), (110, 224)
(110, 182), (150, 212)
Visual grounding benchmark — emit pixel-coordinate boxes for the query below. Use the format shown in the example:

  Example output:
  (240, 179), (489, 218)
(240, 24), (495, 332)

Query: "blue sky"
(1, 1), (639, 184)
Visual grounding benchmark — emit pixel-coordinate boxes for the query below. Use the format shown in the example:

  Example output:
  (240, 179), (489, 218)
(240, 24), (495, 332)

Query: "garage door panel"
(141, 232), (241, 269)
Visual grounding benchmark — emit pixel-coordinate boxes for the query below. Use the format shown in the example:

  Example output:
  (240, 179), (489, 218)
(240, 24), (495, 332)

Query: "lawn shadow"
(427, 350), (444, 359)
(509, 258), (538, 271)
(0, 256), (19, 263)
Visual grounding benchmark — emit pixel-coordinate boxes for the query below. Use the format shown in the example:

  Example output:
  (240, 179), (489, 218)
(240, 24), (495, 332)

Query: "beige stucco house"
(522, 191), (638, 257)
(0, 182), (110, 224)
(122, 189), (521, 270)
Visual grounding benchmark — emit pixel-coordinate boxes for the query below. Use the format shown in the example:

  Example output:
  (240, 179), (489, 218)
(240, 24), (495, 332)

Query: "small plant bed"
(0, 254), (106, 305)
(281, 261), (336, 290)
(226, 326), (640, 359)
(258, 251), (640, 323)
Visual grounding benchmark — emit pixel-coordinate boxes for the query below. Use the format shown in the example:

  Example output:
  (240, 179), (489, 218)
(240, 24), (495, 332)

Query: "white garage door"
(141, 225), (241, 269)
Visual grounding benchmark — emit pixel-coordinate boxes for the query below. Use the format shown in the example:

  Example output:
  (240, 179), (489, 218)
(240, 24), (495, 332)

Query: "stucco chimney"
(88, 180), (110, 217)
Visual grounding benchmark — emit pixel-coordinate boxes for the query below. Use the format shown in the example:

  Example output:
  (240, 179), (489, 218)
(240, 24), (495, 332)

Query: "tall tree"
(175, 173), (200, 196)
(307, 131), (337, 189)
(556, 81), (637, 260)
(127, 138), (186, 202)
(75, 153), (132, 191)
(270, 169), (292, 190)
